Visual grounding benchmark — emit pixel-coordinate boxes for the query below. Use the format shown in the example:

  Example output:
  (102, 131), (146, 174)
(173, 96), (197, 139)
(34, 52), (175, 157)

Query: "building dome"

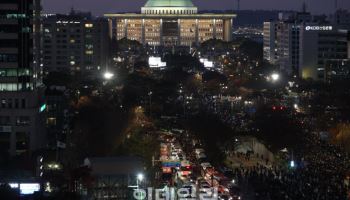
(142, 0), (197, 14)
(144, 0), (195, 7)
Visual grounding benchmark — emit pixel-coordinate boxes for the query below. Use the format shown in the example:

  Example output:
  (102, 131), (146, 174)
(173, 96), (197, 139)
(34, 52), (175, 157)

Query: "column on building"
(223, 19), (232, 42)
(213, 19), (217, 39)
(178, 19), (181, 45)
(195, 19), (199, 45)
(124, 19), (128, 39)
(141, 19), (145, 45)
(160, 19), (163, 45)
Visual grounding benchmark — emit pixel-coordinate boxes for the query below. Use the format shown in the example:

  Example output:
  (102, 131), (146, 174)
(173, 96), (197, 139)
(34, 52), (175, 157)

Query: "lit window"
(22, 27), (31, 33)
(6, 14), (26, 19)
(47, 118), (57, 126)
(0, 83), (18, 91)
(85, 23), (93, 28)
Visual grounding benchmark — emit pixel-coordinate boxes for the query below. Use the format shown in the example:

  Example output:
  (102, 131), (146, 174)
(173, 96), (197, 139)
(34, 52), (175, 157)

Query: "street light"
(137, 173), (144, 182)
(271, 73), (280, 82)
(136, 174), (144, 195)
(290, 160), (295, 168)
(103, 71), (114, 80)
(135, 173), (144, 200)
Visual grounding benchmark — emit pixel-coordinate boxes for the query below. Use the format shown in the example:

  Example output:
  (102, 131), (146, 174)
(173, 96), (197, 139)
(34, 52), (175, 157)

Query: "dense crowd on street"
(234, 163), (348, 200)
(194, 92), (350, 199)
(200, 95), (249, 130)
(231, 131), (350, 200)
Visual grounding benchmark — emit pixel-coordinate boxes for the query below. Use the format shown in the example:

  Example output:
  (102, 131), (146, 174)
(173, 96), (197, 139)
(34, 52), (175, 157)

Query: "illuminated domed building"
(105, 0), (236, 46)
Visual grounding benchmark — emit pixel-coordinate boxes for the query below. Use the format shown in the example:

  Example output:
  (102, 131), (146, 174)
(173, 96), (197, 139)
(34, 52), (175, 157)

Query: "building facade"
(83, 157), (144, 199)
(42, 10), (111, 73)
(0, 0), (46, 156)
(105, 0), (235, 46)
(265, 12), (314, 77)
(276, 22), (302, 76)
(263, 22), (278, 64)
(299, 24), (349, 80)
(264, 11), (350, 81)
(45, 86), (69, 150)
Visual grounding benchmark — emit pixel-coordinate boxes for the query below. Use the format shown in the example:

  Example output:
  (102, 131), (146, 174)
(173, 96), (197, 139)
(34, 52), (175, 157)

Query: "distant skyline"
(43, 0), (350, 16)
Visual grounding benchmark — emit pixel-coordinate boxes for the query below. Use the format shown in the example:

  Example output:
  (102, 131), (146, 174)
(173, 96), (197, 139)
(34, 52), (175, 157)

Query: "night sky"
(43, 0), (350, 15)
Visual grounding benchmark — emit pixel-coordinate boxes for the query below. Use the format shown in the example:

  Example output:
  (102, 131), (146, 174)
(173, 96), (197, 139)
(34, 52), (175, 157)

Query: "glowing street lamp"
(137, 173), (144, 182)
(103, 71), (114, 80)
(136, 173), (144, 194)
(271, 73), (280, 82)
(135, 173), (144, 200)
(290, 160), (295, 168)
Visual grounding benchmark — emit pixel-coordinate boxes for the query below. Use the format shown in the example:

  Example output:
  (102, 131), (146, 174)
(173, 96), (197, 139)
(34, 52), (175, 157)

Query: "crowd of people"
(200, 95), (350, 199)
(234, 163), (348, 200)
(230, 129), (350, 200)
(200, 95), (249, 130)
(185, 81), (350, 199)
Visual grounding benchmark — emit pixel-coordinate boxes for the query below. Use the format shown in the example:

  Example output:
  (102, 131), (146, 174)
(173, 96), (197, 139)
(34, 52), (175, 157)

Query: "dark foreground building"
(0, 0), (46, 156)
(83, 156), (144, 200)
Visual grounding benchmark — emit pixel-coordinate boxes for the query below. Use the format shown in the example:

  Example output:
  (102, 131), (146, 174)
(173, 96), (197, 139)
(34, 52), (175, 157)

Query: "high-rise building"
(299, 25), (349, 80)
(263, 11), (350, 81)
(264, 12), (314, 76)
(0, 0), (46, 156)
(276, 22), (302, 76)
(263, 22), (278, 64)
(42, 10), (111, 73)
(105, 0), (236, 46)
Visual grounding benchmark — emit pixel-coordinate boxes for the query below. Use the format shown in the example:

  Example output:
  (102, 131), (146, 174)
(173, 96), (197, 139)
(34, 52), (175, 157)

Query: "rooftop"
(104, 13), (237, 19)
(144, 0), (195, 7)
